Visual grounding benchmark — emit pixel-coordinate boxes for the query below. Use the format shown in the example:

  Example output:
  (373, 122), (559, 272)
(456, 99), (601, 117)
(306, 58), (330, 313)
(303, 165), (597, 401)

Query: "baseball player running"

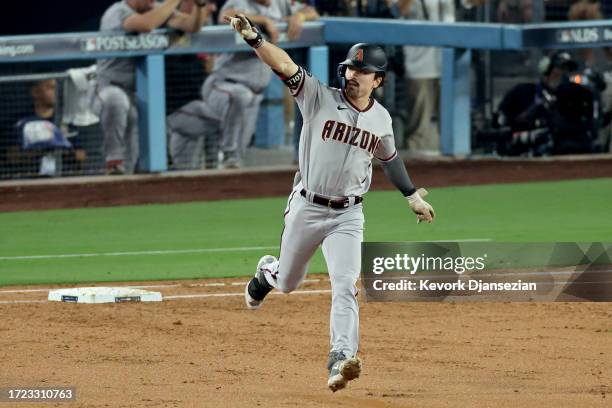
(228, 15), (435, 392)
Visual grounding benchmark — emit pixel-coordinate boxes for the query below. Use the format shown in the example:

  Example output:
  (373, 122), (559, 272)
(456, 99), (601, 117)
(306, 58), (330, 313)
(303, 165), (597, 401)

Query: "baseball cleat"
(327, 351), (362, 392)
(219, 151), (242, 169)
(244, 255), (277, 310)
(105, 160), (126, 175)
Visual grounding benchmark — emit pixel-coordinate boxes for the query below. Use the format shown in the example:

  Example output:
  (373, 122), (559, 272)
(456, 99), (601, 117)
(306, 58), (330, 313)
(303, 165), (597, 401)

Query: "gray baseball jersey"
(251, 66), (397, 359)
(96, 1), (139, 91)
(291, 67), (397, 198)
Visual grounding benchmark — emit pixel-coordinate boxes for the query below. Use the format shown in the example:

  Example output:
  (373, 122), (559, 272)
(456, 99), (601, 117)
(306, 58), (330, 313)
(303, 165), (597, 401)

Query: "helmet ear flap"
(337, 65), (347, 88)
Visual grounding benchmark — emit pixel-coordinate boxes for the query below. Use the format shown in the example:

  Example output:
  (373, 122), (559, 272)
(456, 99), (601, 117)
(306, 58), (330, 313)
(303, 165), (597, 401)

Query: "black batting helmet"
(338, 43), (388, 88)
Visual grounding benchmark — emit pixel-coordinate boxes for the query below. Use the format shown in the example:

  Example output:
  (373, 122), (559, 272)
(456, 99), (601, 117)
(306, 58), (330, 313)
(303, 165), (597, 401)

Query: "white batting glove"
(225, 14), (259, 40)
(406, 188), (435, 224)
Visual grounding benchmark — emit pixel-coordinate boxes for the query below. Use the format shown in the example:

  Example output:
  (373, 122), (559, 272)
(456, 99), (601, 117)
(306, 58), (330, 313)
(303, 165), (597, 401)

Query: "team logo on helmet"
(355, 49), (364, 62)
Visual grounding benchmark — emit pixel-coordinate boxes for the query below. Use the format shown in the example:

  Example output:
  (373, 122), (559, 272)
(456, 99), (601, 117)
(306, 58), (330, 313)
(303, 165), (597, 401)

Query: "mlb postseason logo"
(81, 33), (170, 52)
(557, 27), (600, 44)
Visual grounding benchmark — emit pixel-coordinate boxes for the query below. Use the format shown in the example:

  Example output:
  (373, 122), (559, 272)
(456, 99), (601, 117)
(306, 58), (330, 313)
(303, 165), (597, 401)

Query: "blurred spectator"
(545, 0), (588, 21)
(497, 0), (533, 23)
(166, 1), (218, 116)
(397, 0), (454, 155)
(568, 0), (612, 152)
(397, 0), (485, 155)
(170, 0), (319, 170)
(4, 79), (83, 177)
(61, 66), (105, 175)
(568, 0), (602, 20)
(312, 1), (352, 16)
(492, 0), (536, 79)
(92, 0), (213, 175)
(568, 0), (603, 67)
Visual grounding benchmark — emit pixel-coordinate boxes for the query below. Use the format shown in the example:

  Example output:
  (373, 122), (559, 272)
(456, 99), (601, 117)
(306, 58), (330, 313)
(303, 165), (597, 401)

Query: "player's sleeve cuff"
(376, 150), (398, 163)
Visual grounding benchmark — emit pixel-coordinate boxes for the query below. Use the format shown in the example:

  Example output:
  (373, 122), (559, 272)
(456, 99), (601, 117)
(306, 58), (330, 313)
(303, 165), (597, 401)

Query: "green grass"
(1, 178), (611, 286)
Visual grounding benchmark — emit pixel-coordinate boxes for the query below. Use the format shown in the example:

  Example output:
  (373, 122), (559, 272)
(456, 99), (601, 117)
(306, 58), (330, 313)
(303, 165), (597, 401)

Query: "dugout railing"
(1, 19), (612, 176)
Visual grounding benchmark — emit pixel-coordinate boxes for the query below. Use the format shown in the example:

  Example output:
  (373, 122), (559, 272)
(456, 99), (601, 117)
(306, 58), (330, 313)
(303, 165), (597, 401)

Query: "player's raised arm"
(224, 14), (298, 79)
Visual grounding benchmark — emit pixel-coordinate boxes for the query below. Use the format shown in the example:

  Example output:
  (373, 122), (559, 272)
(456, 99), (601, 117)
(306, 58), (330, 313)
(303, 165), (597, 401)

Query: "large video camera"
(478, 51), (608, 156)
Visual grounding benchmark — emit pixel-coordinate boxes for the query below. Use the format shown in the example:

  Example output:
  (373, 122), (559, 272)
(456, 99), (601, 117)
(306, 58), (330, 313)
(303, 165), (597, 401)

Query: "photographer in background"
(492, 51), (606, 156)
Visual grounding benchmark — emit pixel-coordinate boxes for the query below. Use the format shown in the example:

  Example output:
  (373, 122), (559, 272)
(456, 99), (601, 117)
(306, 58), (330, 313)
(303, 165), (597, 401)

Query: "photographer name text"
(372, 279), (537, 293)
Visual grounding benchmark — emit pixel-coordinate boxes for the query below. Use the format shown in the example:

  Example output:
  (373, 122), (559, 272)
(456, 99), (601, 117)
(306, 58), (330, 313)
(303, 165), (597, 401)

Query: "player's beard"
(344, 80), (360, 99)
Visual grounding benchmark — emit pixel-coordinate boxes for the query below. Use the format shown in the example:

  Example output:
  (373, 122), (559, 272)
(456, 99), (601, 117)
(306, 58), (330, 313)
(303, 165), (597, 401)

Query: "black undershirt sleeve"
(381, 155), (416, 197)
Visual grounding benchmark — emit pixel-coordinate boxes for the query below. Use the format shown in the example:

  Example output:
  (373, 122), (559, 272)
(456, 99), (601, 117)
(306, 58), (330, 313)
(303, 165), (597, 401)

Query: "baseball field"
(1, 161), (611, 407)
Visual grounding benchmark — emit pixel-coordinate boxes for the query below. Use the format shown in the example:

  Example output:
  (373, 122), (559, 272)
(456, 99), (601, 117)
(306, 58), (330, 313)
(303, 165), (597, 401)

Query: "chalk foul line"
(0, 246), (278, 261)
(0, 239), (491, 261)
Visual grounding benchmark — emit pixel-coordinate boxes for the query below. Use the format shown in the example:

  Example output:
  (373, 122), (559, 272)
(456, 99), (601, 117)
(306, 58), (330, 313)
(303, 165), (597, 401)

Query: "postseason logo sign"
(81, 33), (170, 52)
(556, 26), (612, 44)
(361, 242), (612, 302)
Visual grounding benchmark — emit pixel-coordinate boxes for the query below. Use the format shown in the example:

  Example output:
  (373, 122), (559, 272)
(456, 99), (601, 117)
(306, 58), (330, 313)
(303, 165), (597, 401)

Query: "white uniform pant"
(276, 189), (364, 357)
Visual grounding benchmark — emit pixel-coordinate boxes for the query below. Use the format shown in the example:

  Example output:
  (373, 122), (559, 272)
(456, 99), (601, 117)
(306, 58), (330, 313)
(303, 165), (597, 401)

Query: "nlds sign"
(557, 28), (600, 43)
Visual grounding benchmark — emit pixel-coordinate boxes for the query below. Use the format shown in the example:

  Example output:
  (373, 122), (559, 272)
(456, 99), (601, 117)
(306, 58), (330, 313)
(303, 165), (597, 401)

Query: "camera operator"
(491, 51), (604, 156)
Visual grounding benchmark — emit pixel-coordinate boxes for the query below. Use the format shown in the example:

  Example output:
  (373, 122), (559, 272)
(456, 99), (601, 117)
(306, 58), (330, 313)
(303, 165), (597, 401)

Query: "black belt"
(300, 189), (363, 209)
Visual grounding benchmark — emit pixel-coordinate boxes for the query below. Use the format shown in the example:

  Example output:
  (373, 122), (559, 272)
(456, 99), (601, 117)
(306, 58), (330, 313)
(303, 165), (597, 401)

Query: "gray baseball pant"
(201, 77), (263, 161)
(92, 84), (139, 173)
(168, 100), (221, 170)
(275, 189), (364, 358)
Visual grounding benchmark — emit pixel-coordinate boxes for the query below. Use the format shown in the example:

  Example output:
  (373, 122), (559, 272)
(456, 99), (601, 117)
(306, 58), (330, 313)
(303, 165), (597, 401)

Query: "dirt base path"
(0, 277), (610, 407)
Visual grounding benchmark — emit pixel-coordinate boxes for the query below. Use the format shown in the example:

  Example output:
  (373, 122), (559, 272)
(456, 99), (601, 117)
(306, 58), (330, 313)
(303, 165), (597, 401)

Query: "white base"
(48, 287), (162, 303)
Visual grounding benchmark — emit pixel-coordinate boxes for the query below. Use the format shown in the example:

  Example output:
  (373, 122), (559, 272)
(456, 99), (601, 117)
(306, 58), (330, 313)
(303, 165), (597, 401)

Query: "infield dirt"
(1, 156), (611, 407)
(0, 277), (610, 408)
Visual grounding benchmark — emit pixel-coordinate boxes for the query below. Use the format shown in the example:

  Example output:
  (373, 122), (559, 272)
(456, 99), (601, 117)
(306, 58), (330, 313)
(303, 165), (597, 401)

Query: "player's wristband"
(245, 32), (264, 49)
(239, 16), (265, 49)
